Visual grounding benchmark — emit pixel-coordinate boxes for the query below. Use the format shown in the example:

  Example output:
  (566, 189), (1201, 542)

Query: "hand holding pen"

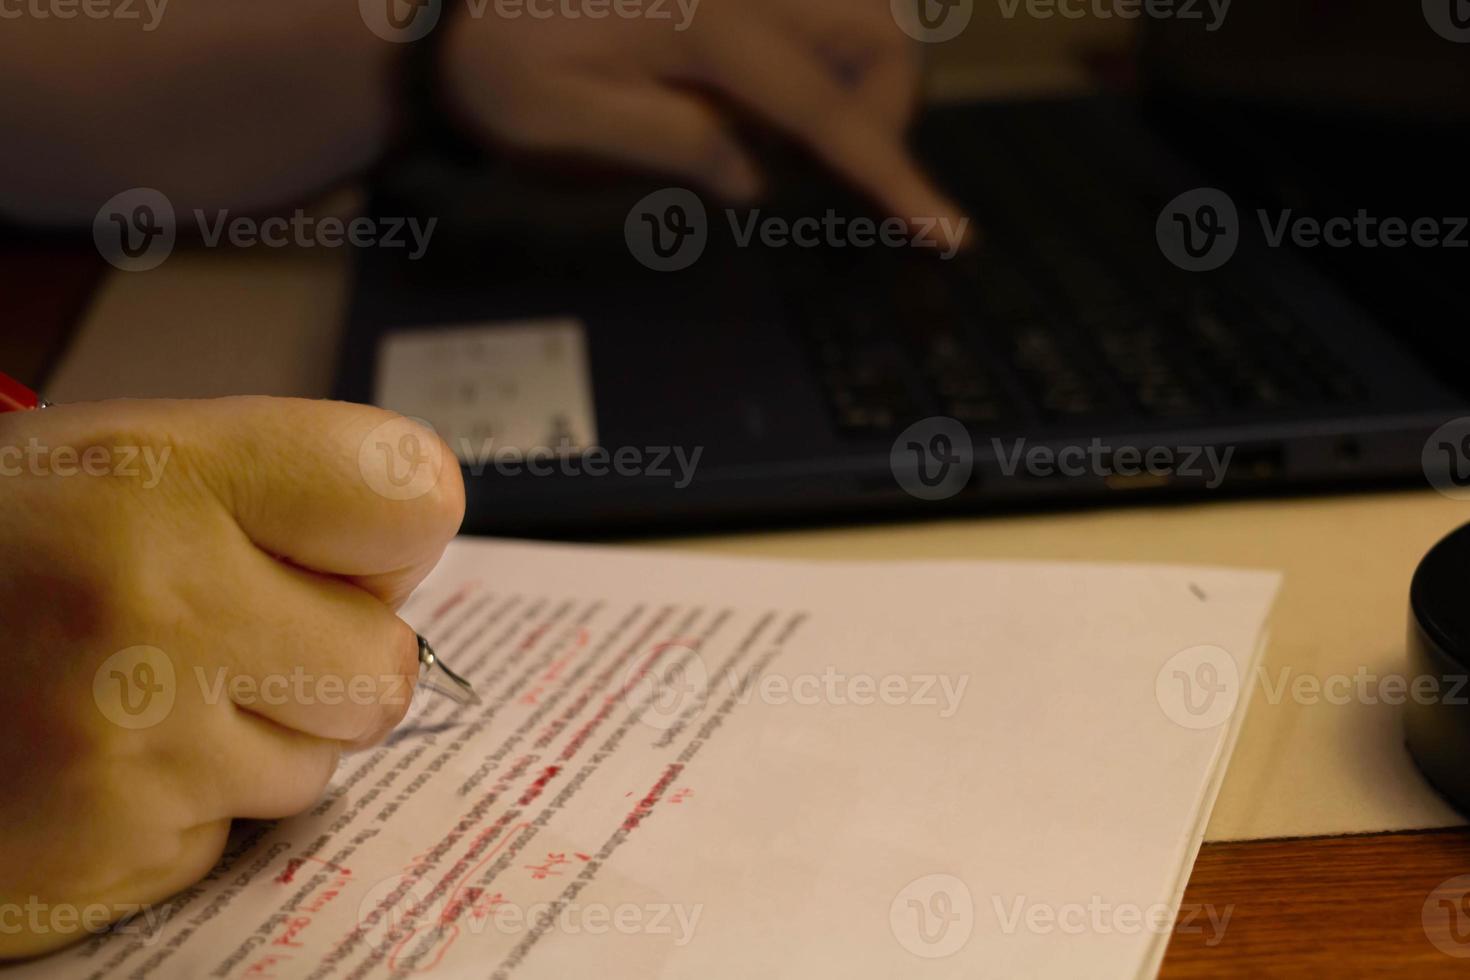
(0, 371), (477, 704)
(0, 382), (471, 958)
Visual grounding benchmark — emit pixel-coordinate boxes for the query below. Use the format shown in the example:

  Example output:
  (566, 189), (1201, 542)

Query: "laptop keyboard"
(781, 241), (1367, 438)
(766, 113), (1369, 439)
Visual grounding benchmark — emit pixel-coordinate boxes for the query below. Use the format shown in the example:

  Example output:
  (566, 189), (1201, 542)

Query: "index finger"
(689, 21), (970, 253)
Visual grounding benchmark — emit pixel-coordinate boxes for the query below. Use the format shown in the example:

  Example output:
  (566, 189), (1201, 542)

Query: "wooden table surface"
(8, 242), (1470, 976)
(1164, 828), (1470, 975)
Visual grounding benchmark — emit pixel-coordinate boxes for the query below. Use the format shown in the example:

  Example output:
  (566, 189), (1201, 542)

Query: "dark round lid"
(1411, 522), (1470, 667)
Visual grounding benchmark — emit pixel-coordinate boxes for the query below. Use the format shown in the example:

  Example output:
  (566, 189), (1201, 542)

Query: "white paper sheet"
(13, 540), (1279, 979)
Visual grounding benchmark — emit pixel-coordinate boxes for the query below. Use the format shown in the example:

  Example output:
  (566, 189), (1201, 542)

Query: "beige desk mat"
(660, 495), (1469, 841)
(53, 238), (1470, 843)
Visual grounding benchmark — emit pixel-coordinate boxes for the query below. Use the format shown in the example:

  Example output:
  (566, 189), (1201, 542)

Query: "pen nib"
(416, 634), (482, 706)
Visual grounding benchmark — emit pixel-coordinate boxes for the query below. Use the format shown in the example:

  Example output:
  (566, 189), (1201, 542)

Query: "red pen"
(0, 371), (48, 412)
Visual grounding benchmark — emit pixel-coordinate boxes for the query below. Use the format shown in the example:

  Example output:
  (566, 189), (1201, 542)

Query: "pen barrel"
(0, 372), (41, 412)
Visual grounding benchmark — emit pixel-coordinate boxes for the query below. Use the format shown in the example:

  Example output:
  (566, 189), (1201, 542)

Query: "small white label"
(374, 319), (599, 461)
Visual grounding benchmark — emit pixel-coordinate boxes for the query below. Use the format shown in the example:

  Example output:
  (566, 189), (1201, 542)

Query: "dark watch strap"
(393, 0), (477, 156)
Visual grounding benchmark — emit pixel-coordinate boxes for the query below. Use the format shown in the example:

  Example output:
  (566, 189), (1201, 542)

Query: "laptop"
(336, 0), (1470, 535)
